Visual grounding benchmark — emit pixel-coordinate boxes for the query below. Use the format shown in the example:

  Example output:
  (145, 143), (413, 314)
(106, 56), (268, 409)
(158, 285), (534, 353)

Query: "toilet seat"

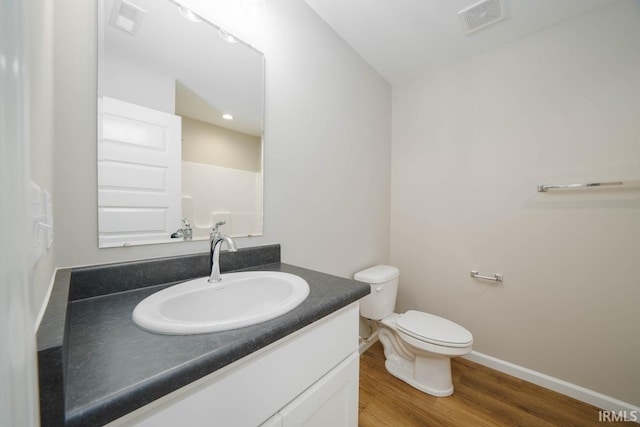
(396, 310), (473, 348)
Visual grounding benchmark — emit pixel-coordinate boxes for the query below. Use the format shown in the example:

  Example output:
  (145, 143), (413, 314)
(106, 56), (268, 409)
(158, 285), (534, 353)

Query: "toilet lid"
(396, 310), (473, 348)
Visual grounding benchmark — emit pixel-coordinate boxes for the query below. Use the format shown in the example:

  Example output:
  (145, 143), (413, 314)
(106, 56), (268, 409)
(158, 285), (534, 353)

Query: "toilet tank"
(354, 265), (400, 320)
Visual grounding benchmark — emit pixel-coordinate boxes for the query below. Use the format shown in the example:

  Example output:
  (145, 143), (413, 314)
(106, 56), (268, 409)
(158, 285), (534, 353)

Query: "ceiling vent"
(458, 0), (507, 34)
(109, 0), (146, 35)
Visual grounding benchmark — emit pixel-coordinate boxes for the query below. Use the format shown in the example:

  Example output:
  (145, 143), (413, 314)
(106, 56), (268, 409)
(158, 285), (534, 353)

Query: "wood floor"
(359, 341), (632, 427)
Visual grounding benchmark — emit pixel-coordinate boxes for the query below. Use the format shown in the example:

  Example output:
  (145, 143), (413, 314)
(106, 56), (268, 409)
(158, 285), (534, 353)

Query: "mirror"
(98, 0), (264, 248)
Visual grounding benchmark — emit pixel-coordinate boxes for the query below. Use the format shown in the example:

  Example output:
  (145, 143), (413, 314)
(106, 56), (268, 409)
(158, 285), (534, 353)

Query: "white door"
(280, 353), (359, 427)
(98, 97), (182, 247)
(1, 0), (40, 425)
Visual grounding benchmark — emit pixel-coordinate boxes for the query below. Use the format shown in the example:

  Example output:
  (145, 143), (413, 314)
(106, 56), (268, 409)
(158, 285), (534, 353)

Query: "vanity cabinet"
(260, 353), (358, 427)
(109, 304), (360, 427)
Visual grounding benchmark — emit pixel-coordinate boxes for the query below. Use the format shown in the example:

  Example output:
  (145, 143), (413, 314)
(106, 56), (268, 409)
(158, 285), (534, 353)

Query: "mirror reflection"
(98, 0), (264, 248)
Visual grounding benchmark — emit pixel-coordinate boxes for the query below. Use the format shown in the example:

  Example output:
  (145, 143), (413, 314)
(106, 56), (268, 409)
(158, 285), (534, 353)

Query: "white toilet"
(355, 265), (473, 397)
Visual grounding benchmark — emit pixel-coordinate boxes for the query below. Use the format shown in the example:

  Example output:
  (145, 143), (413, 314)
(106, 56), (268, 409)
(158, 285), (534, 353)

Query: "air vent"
(109, 0), (146, 34)
(458, 0), (507, 34)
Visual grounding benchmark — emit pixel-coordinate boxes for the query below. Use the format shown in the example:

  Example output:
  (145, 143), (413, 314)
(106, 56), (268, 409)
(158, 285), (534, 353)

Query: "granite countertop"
(37, 246), (370, 427)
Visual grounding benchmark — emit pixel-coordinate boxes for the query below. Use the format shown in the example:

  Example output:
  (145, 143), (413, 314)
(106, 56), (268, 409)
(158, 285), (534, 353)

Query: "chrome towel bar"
(537, 181), (624, 192)
(470, 270), (503, 282)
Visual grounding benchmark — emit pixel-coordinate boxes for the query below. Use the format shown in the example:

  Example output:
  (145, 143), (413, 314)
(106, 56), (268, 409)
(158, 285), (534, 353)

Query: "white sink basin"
(132, 271), (310, 335)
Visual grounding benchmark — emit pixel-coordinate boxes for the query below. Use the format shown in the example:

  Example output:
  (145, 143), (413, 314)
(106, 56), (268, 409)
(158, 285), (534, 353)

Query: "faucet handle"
(213, 220), (226, 233)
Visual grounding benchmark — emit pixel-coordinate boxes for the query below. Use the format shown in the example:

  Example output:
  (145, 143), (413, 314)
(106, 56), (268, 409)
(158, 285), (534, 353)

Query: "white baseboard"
(463, 350), (640, 415)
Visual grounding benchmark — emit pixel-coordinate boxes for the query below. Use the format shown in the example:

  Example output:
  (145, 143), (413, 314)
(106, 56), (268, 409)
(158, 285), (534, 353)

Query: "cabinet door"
(280, 353), (359, 427)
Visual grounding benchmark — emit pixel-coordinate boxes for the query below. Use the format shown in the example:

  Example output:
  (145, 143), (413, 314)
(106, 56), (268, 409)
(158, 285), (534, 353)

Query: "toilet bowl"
(355, 265), (473, 397)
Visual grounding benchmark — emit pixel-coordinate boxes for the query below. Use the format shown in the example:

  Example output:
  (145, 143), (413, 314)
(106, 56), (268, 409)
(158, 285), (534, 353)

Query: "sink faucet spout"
(208, 221), (237, 283)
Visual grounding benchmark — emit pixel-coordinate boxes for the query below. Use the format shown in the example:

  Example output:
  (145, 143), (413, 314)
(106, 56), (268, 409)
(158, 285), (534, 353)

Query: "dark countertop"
(37, 246), (370, 427)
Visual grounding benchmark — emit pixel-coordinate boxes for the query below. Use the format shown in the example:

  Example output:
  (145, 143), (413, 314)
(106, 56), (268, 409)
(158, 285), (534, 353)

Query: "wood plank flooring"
(359, 341), (633, 427)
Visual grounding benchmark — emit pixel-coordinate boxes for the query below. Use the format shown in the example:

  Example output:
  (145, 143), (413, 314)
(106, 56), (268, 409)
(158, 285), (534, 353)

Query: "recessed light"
(222, 114), (234, 120)
(176, 5), (202, 23)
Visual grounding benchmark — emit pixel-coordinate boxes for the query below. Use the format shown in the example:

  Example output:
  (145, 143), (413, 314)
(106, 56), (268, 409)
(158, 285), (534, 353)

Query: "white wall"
(52, 0), (390, 286)
(181, 117), (262, 172)
(101, 54), (176, 114)
(259, 0), (391, 275)
(391, 1), (640, 406)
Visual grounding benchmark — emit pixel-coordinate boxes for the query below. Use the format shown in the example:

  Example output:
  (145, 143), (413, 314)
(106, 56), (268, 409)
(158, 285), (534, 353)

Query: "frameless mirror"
(98, 0), (264, 248)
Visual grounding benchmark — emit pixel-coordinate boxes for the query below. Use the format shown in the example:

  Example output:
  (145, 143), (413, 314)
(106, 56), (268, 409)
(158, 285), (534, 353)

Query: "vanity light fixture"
(176, 4), (202, 23)
(218, 29), (238, 44)
(222, 114), (234, 120)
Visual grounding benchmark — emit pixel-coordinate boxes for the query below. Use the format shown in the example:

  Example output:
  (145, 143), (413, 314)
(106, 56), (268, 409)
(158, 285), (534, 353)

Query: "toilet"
(355, 265), (473, 397)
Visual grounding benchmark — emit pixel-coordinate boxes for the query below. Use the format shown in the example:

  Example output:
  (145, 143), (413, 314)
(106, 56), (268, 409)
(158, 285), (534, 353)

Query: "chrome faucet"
(170, 218), (192, 240)
(181, 218), (192, 240)
(208, 221), (237, 283)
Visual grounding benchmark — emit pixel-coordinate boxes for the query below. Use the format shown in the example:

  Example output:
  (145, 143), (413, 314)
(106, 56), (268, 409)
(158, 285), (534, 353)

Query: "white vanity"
(36, 246), (369, 427)
(112, 304), (359, 427)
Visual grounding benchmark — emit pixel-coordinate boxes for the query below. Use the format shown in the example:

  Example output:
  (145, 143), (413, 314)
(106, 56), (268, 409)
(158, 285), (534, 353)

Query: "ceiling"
(103, 0), (263, 136)
(303, 0), (615, 85)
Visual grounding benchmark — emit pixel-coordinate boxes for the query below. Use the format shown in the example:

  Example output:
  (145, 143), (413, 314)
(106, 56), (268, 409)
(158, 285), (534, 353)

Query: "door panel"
(98, 97), (181, 247)
(280, 353), (359, 427)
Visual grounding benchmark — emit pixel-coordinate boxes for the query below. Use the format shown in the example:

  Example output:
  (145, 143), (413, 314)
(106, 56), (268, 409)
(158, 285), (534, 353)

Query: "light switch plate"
(31, 182), (53, 265)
